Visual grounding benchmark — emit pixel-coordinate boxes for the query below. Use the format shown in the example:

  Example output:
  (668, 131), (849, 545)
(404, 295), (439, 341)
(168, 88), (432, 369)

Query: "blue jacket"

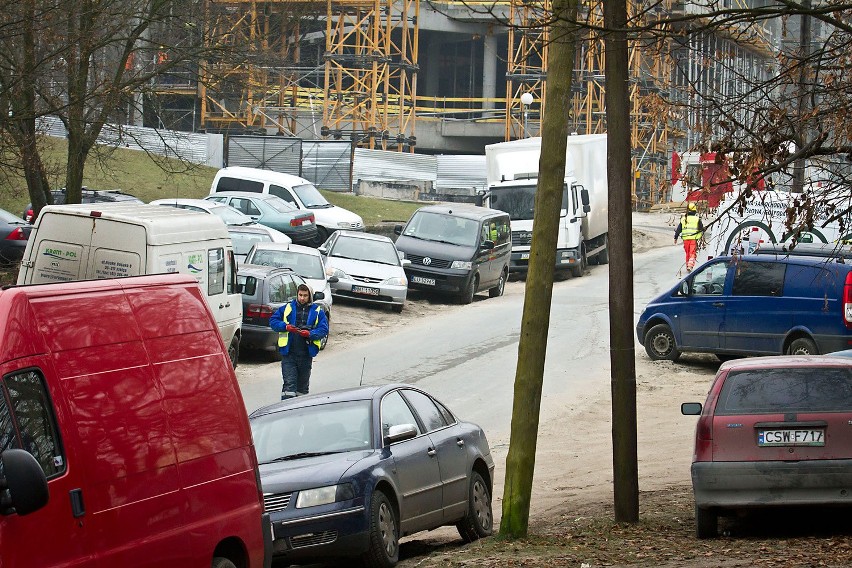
(269, 300), (329, 357)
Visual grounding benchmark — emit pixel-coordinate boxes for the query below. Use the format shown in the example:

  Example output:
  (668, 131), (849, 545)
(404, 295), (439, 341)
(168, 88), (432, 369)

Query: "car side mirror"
(0, 449), (49, 516)
(313, 291), (325, 301)
(681, 402), (702, 415)
(580, 187), (591, 213)
(394, 225), (403, 236)
(481, 240), (495, 251)
(384, 424), (417, 445)
(326, 275), (339, 284)
(318, 247), (328, 256)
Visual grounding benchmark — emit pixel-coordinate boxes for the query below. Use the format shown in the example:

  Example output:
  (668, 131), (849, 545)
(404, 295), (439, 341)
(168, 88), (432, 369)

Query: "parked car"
(320, 231), (408, 312)
(210, 166), (364, 246)
(205, 192), (317, 246)
(249, 383), (495, 567)
(238, 264), (328, 353)
(149, 197), (255, 226)
(244, 242), (336, 312)
(229, 224), (292, 264)
(636, 254), (852, 361)
(23, 188), (143, 222)
(681, 355), (852, 538)
(0, 207), (33, 266)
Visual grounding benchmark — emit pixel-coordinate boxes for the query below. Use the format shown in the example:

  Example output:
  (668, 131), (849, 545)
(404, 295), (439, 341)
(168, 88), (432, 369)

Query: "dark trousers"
(281, 352), (312, 399)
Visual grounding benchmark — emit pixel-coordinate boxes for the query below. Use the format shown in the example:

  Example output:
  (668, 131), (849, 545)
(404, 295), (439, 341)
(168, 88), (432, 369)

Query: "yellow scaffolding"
(505, 0), (550, 140)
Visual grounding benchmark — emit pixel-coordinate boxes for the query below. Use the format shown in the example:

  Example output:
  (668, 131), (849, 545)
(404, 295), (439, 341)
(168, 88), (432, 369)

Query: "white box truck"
(16, 203), (243, 367)
(483, 133), (608, 276)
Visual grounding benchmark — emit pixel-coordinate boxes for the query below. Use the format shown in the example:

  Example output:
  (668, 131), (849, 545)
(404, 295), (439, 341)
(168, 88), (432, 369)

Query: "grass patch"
(0, 137), (423, 226)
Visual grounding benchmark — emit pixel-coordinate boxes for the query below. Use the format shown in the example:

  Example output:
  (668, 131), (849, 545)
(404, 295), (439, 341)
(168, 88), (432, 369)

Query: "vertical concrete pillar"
(425, 36), (441, 97)
(482, 31), (497, 112)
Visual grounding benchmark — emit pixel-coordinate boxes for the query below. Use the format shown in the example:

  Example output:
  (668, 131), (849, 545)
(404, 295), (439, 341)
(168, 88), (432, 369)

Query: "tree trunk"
(604, 0), (639, 523)
(499, 0), (579, 539)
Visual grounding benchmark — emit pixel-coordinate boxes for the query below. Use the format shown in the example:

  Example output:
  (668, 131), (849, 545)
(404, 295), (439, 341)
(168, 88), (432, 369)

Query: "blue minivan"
(636, 254), (852, 361)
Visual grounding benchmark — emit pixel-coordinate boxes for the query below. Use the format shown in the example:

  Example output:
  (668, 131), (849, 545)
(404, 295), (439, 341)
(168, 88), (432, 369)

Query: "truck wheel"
(597, 235), (609, 265)
(644, 324), (681, 361)
(695, 504), (718, 539)
(212, 557), (238, 568)
(228, 336), (240, 369)
(460, 275), (477, 304)
(570, 244), (586, 278)
(489, 269), (507, 298)
(788, 337), (818, 355)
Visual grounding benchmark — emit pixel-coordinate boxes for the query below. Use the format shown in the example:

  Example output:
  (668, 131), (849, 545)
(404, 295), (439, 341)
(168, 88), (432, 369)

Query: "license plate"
(411, 275), (435, 286)
(352, 285), (379, 296)
(758, 429), (825, 446)
(520, 252), (530, 260)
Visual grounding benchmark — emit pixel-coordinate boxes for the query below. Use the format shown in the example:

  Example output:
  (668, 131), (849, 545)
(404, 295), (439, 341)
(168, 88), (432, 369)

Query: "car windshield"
(210, 206), (253, 226)
(716, 367), (852, 414)
(264, 197), (298, 213)
(402, 211), (479, 247)
(248, 249), (326, 279)
(252, 400), (372, 463)
(0, 208), (26, 224)
(331, 236), (400, 265)
(230, 231), (272, 256)
(293, 183), (331, 208)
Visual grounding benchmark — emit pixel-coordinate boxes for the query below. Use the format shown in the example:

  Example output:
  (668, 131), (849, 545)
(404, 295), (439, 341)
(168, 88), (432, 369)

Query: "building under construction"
(152, 0), (780, 208)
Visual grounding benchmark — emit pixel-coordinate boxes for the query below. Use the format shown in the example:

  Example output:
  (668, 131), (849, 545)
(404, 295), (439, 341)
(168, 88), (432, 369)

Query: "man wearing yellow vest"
(270, 284), (329, 400)
(674, 203), (705, 271)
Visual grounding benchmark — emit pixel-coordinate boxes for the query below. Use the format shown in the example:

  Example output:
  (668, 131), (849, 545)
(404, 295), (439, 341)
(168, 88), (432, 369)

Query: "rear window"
(715, 367), (852, 414)
(216, 176), (263, 193)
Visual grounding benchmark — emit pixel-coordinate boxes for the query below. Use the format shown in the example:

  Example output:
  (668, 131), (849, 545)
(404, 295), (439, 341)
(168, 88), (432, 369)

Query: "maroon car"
(682, 356), (852, 538)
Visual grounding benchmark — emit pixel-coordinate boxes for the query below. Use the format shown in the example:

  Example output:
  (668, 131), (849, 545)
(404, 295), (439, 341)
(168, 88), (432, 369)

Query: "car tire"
(212, 557), (238, 568)
(644, 324), (681, 361)
(363, 489), (399, 568)
(489, 268), (507, 298)
(695, 504), (718, 539)
(788, 337), (819, 355)
(570, 243), (586, 278)
(460, 275), (477, 305)
(391, 303), (403, 313)
(312, 226), (330, 248)
(228, 336), (240, 369)
(456, 471), (493, 543)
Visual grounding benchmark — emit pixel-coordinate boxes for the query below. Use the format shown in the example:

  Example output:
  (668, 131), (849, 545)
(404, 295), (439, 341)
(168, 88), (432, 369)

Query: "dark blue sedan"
(249, 384), (495, 567)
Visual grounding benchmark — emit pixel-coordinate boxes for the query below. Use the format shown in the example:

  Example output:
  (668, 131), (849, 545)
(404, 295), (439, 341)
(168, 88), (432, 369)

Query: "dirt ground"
(328, 212), (852, 567)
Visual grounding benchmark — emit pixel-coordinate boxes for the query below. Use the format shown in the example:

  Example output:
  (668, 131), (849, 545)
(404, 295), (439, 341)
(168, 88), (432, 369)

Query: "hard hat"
(687, 203), (697, 212)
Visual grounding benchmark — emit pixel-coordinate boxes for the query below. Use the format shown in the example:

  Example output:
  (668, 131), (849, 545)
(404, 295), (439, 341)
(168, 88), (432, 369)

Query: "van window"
(209, 248), (225, 295)
(732, 261), (785, 296)
(217, 176), (263, 193)
(689, 261), (728, 295)
(270, 185), (297, 205)
(2, 370), (65, 478)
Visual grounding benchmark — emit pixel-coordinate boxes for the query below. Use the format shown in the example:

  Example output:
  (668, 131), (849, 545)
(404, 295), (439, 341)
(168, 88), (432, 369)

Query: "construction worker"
(674, 203), (705, 271)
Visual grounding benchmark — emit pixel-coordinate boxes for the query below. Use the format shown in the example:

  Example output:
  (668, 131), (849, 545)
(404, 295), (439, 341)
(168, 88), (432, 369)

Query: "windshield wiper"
(331, 254), (359, 260)
(306, 203), (333, 209)
(261, 451), (340, 464)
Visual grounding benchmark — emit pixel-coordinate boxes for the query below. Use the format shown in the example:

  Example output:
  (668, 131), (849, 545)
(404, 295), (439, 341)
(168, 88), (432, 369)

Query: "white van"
(16, 203), (243, 367)
(210, 166), (364, 245)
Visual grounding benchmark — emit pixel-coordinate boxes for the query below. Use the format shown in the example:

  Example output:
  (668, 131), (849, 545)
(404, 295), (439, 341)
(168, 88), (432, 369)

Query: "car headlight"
(383, 276), (407, 286)
(295, 483), (355, 508)
(450, 260), (472, 270)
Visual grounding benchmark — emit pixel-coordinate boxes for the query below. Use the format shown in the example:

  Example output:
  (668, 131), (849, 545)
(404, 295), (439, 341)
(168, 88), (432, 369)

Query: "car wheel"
(312, 226), (330, 248)
(788, 337), (818, 355)
(695, 504), (718, 539)
(643, 324), (681, 361)
(363, 489), (399, 568)
(460, 275), (477, 305)
(228, 336), (240, 369)
(456, 471), (493, 543)
(212, 557), (238, 568)
(489, 268), (507, 298)
(391, 303), (403, 313)
(570, 243), (586, 277)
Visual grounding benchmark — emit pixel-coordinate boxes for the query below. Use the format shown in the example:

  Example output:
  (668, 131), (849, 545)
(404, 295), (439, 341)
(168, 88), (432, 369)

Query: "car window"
(689, 261), (728, 295)
(401, 389), (448, 433)
(231, 198), (261, 217)
(230, 231), (271, 257)
(267, 275), (289, 303)
(270, 185), (297, 205)
(217, 176), (263, 193)
(402, 211), (478, 247)
(264, 197), (298, 213)
(207, 196), (227, 204)
(715, 367), (852, 414)
(732, 261), (785, 296)
(208, 248), (225, 295)
(332, 236), (400, 265)
(292, 183), (329, 208)
(434, 398), (457, 425)
(2, 370), (65, 478)
(381, 390), (421, 438)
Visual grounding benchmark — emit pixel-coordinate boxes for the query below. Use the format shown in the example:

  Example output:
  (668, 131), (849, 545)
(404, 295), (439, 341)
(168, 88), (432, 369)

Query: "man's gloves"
(299, 329), (311, 338)
(285, 324), (311, 338)
(285, 324), (298, 333)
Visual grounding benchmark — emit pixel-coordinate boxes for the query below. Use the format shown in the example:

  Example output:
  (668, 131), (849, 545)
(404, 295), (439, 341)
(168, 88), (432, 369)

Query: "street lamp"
(520, 92), (534, 138)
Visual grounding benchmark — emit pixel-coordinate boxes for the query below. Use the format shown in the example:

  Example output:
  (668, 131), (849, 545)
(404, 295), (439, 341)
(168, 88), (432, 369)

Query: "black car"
(0, 207), (33, 266)
(23, 188), (143, 222)
(237, 264), (329, 355)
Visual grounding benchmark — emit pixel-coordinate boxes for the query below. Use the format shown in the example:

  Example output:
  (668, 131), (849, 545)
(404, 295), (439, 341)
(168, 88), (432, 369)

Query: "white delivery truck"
(483, 133), (608, 276)
(705, 189), (852, 261)
(17, 203), (243, 367)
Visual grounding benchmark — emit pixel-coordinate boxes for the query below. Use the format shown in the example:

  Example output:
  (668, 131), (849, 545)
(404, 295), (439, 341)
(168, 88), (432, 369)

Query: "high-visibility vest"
(278, 303), (323, 354)
(680, 215), (702, 241)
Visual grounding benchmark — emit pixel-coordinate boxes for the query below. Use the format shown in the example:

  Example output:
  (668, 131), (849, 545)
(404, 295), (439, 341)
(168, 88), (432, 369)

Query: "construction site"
(152, 0), (781, 209)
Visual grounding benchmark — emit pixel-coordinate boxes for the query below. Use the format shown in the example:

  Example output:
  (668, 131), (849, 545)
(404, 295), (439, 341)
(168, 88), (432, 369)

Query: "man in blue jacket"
(270, 284), (329, 399)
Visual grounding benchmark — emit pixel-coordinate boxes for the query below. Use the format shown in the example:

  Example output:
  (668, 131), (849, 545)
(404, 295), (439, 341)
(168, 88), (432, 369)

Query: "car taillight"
(693, 414), (713, 462)
(291, 214), (315, 227)
(844, 272), (852, 329)
(246, 304), (274, 318)
(5, 227), (27, 241)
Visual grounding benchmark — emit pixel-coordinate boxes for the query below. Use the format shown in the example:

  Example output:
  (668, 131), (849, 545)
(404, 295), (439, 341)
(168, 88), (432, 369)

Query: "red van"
(0, 274), (271, 568)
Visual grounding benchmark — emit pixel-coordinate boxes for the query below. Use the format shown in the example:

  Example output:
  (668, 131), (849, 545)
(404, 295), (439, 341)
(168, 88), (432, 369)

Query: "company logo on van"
(187, 263), (203, 274)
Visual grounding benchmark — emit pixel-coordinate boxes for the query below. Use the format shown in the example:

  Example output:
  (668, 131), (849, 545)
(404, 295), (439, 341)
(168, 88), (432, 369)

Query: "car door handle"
(69, 488), (85, 518)
(456, 439), (465, 448)
(224, 302), (230, 307)
(712, 302), (725, 307)
(427, 448), (436, 457)
(219, 303), (224, 309)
